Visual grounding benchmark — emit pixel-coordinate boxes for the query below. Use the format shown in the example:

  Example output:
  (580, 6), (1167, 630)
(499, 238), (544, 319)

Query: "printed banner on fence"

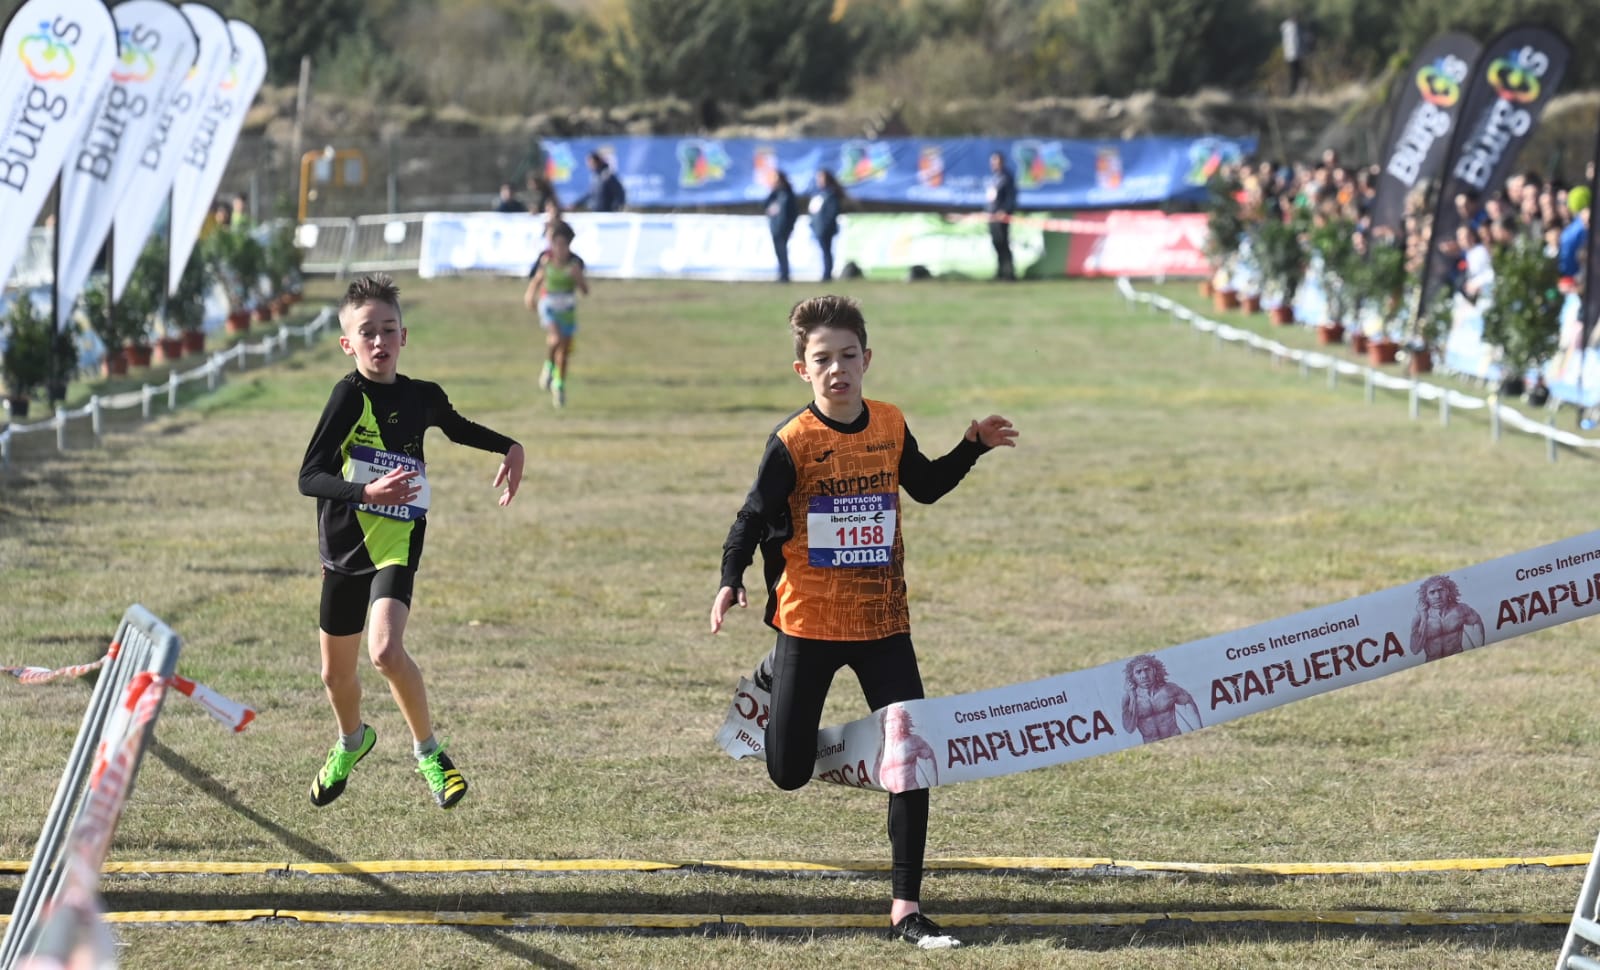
(165, 16), (264, 297)
(54, 0), (197, 330)
(1368, 30), (1481, 241)
(1419, 24), (1570, 318)
(111, 2), (232, 302)
(0, 0), (117, 291)
(540, 135), (1255, 211)
(1063, 210), (1211, 278)
(718, 529), (1600, 792)
(835, 213), (1042, 280)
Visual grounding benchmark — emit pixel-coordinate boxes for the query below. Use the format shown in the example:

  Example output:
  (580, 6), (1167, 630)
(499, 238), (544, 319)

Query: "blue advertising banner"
(540, 135), (1255, 211)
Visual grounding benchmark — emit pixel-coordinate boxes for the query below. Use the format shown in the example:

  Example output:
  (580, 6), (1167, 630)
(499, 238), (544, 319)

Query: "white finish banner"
(163, 15), (263, 297)
(418, 210), (825, 282)
(54, 0), (197, 329)
(0, 0), (117, 289)
(717, 530), (1600, 792)
(110, 2), (230, 302)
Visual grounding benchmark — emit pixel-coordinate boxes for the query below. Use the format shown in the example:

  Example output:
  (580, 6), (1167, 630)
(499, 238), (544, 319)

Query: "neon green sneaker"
(310, 724), (376, 807)
(416, 743), (468, 809)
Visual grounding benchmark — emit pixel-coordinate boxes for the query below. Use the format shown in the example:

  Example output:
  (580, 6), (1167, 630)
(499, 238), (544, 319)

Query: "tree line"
(211, 0), (1600, 122)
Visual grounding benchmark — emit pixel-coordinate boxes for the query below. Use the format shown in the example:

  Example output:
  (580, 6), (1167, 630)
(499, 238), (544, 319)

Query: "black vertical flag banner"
(1417, 25), (1571, 320)
(1369, 31), (1481, 242)
(1582, 115), (1600, 357)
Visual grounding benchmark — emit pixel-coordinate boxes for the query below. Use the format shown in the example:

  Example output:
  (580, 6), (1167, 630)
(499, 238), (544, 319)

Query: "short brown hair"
(340, 274), (402, 321)
(790, 295), (867, 360)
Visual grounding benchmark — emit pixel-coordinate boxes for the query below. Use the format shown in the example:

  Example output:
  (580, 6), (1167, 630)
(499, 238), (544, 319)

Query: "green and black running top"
(298, 371), (519, 574)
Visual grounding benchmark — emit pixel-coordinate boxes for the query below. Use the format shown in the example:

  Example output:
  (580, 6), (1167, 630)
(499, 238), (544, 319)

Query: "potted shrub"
(1409, 282), (1453, 376)
(170, 249), (210, 355)
(1357, 238), (1408, 365)
(1252, 210), (1307, 325)
(1, 293), (75, 418)
(1482, 234), (1562, 396)
(1203, 172), (1245, 310)
(1309, 216), (1358, 344)
(129, 238), (184, 364)
(263, 221), (304, 313)
(79, 275), (134, 375)
(204, 227), (262, 332)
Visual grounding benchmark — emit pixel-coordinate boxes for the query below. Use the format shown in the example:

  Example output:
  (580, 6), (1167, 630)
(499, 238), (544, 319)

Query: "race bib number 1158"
(807, 493), (896, 567)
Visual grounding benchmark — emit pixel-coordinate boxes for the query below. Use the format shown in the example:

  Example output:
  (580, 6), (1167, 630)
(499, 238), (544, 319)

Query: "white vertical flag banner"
(0, 0), (117, 290)
(164, 16), (264, 297)
(54, 1), (198, 330)
(110, 2), (230, 302)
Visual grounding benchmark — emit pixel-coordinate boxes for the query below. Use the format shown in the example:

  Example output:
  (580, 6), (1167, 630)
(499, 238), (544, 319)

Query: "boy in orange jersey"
(709, 294), (1017, 949)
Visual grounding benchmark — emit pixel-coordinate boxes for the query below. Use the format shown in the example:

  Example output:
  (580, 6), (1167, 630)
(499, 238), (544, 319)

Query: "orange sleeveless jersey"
(772, 400), (909, 640)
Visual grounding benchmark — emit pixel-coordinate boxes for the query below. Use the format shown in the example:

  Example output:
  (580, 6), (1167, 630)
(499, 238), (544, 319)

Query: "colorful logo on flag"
(678, 140), (730, 187)
(1416, 59), (1464, 107)
(916, 146), (944, 188)
(1185, 138), (1243, 185)
(1487, 48), (1544, 104)
(544, 145), (576, 184)
(1095, 147), (1123, 189)
(20, 21), (76, 82)
(219, 60), (239, 92)
(838, 141), (892, 186)
(111, 28), (157, 83)
(1013, 141), (1068, 189)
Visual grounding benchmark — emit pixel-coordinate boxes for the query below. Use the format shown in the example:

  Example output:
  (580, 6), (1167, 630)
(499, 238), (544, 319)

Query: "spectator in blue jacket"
(1558, 185), (1590, 292)
(809, 169), (845, 281)
(765, 171), (799, 282)
(576, 151), (626, 212)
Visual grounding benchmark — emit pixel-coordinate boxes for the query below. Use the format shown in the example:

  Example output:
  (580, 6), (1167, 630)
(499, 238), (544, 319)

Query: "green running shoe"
(310, 724), (376, 807)
(416, 743), (468, 809)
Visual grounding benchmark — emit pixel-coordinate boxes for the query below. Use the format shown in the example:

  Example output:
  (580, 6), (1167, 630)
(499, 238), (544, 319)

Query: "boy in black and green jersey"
(298, 274), (525, 809)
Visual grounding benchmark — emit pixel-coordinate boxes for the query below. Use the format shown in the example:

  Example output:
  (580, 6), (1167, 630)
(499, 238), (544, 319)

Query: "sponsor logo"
(1185, 138), (1243, 186)
(813, 470), (895, 496)
(1210, 632), (1405, 708)
(20, 20), (78, 82)
(946, 711), (1115, 767)
(111, 26), (158, 83)
(677, 139), (730, 188)
(752, 146), (778, 187)
(1495, 572), (1600, 629)
(1014, 140), (1068, 190)
(1416, 53), (1469, 107)
(1095, 147), (1123, 190)
(1486, 46), (1548, 104)
(814, 449), (833, 463)
(544, 144), (576, 183)
(916, 146), (944, 188)
(838, 140), (893, 186)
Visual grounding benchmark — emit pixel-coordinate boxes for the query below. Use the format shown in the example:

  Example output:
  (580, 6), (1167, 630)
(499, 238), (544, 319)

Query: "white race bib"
(807, 494), (896, 567)
(346, 446), (430, 521)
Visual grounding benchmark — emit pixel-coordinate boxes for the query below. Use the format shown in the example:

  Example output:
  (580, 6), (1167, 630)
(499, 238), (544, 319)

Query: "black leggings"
(765, 631), (929, 901)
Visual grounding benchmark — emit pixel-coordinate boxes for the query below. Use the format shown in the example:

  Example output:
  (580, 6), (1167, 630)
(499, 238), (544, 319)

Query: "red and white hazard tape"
(4, 646), (255, 733)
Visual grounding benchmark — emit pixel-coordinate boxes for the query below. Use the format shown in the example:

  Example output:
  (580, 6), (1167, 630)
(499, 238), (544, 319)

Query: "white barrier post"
(207, 356), (220, 391)
(1491, 399), (1502, 442)
(89, 396), (102, 440)
(141, 384), (155, 421)
(1365, 370), (1375, 403)
(1440, 394), (1450, 427)
(168, 372), (179, 411)
(1409, 384), (1420, 421)
(54, 407), (67, 452)
(1548, 411), (1559, 463)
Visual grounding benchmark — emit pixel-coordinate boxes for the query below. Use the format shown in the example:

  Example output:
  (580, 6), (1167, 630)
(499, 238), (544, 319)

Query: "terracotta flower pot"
(1198, 279), (1214, 298)
(1269, 305), (1294, 325)
(1368, 339), (1400, 366)
(1215, 289), (1240, 312)
(1316, 323), (1345, 345)
(125, 342), (153, 368)
(1241, 294), (1262, 314)
(157, 335), (185, 363)
(253, 304), (273, 323)
(1408, 348), (1433, 375)
(181, 329), (207, 354)
(102, 347), (129, 377)
(1350, 332), (1370, 354)
(226, 310), (251, 334)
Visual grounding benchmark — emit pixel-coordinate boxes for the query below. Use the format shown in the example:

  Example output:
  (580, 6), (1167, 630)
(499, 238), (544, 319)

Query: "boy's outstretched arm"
(494, 443), (525, 507)
(965, 414), (1018, 448)
(710, 585), (747, 633)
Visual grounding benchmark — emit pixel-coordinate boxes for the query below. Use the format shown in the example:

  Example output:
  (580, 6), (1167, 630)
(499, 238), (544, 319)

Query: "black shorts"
(319, 565), (415, 636)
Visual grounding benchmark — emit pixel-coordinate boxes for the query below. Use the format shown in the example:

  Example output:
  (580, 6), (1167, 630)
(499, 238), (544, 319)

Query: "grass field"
(3, 274), (1599, 968)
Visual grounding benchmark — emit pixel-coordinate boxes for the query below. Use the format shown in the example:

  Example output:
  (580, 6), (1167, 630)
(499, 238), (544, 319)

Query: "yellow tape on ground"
(1, 854), (1589, 878)
(59, 909), (1574, 930)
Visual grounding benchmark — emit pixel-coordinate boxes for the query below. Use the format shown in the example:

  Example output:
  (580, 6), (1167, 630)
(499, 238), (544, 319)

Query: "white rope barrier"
(1115, 277), (1592, 457)
(0, 308), (334, 469)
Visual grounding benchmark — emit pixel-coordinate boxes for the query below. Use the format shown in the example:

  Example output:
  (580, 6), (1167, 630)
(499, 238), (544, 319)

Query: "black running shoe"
(889, 912), (962, 949)
(752, 648), (776, 693)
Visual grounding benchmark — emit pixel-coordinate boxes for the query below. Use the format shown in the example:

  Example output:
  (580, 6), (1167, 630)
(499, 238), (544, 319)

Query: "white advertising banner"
(54, 0), (197, 329)
(0, 0), (117, 289)
(418, 210), (825, 282)
(109, 2), (230, 302)
(163, 15), (264, 297)
(718, 530), (1600, 792)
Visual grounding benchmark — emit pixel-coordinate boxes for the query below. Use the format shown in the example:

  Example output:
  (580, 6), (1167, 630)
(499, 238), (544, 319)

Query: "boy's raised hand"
(494, 443), (525, 506)
(966, 415), (1019, 449)
(710, 585), (747, 634)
